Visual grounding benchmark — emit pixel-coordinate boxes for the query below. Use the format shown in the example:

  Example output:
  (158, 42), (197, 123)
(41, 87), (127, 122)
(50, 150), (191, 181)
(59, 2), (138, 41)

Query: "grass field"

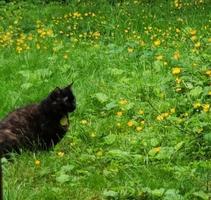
(0, 0), (211, 199)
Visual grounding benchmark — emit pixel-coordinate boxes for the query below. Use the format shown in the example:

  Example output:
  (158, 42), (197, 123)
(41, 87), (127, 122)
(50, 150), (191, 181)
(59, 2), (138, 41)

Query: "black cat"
(0, 83), (76, 155)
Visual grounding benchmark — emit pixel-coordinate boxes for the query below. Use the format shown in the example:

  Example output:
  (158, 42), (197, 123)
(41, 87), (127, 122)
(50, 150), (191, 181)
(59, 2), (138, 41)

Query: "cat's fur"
(0, 84), (76, 155)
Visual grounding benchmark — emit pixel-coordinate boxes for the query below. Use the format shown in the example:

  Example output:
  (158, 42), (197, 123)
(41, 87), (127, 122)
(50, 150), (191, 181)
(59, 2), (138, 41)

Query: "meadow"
(0, 0), (210, 199)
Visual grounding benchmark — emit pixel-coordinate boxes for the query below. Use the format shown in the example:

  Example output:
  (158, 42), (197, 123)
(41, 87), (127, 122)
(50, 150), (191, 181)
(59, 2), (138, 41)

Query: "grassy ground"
(0, 0), (210, 199)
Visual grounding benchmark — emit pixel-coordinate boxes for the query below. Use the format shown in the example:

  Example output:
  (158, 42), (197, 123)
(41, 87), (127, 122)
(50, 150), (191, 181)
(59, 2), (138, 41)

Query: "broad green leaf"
(204, 133), (211, 144)
(189, 86), (203, 98)
(103, 190), (118, 198)
(105, 101), (117, 110)
(104, 134), (116, 145)
(151, 188), (165, 197)
(94, 93), (108, 103)
(56, 174), (70, 184)
(192, 191), (209, 200)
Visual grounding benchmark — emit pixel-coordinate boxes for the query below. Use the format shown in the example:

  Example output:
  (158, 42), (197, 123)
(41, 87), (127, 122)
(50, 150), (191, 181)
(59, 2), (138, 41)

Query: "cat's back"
(0, 104), (40, 129)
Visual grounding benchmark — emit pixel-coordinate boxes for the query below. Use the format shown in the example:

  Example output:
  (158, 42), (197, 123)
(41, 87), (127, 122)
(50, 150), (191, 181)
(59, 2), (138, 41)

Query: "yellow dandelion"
(191, 36), (197, 41)
(63, 54), (68, 59)
(96, 150), (103, 157)
(176, 77), (181, 84)
(194, 42), (201, 48)
(176, 28), (180, 33)
(80, 119), (88, 125)
(202, 104), (210, 112)
(208, 91), (211, 96)
(35, 160), (41, 166)
(136, 126), (143, 132)
(58, 151), (64, 157)
(116, 122), (121, 127)
(138, 109), (144, 115)
(208, 38), (211, 43)
(127, 121), (134, 127)
(170, 108), (176, 113)
(127, 47), (134, 53)
(173, 51), (180, 60)
(193, 102), (201, 109)
(205, 70), (211, 77)
(153, 147), (161, 153)
(156, 115), (164, 121)
(172, 67), (181, 75)
(140, 120), (145, 125)
(156, 55), (163, 60)
(190, 29), (197, 35)
(154, 39), (161, 46)
(119, 99), (128, 105)
(116, 111), (123, 117)
(176, 88), (182, 92)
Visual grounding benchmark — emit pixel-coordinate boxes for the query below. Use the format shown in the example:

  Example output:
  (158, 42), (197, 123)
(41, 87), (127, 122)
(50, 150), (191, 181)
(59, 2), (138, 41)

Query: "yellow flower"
(194, 42), (201, 48)
(63, 54), (68, 59)
(176, 77), (181, 84)
(208, 38), (211, 43)
(156, 115), (164, 121)
(138, 109), (144, 115)
(176, 28), (180, 33)
(173, 51), (180, 60)
(136, 126), (143, 132)
(190, 29), (197, 35)
(127, 121), (134, 127)
(154, 39), (161, 46)
(119, 99), (128, 105)
(153, 147), (161, 153)
(96, 150), (103, 157)
(116, 111), (123, 117)
(140, 120), (145, 125)
(170, 108), (176, 113)
(208, 91), (211, 96)
(193, 102), (201, 109)
(58, 151), (64, 157)
(116, 122), (121, 127)
(172, 67), (181, 75)
(156, 55), (163, 60)
(205, 70), (211, 77)
(176, 88), (182, 92)
(202, 104), (210, 112)
(80, 119), (88, 125)
(128, 47), (134, 53)
(191, 36), (197, 41)
(35, 160), (41, 166)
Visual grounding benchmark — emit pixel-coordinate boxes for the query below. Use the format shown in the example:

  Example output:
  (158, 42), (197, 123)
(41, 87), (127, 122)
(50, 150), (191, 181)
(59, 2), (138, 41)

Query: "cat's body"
(0, 84), (76, 155)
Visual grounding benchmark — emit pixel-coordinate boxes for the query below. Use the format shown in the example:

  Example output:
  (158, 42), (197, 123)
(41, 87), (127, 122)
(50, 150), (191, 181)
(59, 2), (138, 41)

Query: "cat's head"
(42, 83), (76, 117)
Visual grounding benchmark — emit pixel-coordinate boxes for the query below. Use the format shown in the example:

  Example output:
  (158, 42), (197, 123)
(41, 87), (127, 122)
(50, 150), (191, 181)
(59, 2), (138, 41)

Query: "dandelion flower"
(127, 121), (134, 127)
(119, 99), (128, 105)
(154, 39), (161, 46)
(202, 104), (210, 112)
(172, 67), (181, 75)
(58, 152), (64, 157)
(116, 111), (123, 117)
(205, 70), (211, 77)
(136, 126), (143, 132)
(127, 47), (134, 53)
(80, 119), (88, 125)
(193, 102), (201, 109)
(35, 160), (41, 166)
(194, 42), (201, 48)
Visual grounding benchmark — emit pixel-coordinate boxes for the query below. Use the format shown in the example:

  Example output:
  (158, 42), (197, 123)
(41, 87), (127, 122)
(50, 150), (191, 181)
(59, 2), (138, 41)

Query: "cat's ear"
(50, 87), (61, 99)
(64, 82), (74, 90)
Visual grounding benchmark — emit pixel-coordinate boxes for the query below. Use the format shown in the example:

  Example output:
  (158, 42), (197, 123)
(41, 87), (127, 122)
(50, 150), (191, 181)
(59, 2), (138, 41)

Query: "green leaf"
(105, 101), (117, 110)
(204, 133), (211, 144)
(151, 188), (165, 197)
(189, 86), (203, 98)
(192, 191), (209, 200)
(104, 134), (116, 145)
(56, 174), (70, 184)
(94, 93), (108, 103)
(103, 190), (118, 198)
(163, 189), (183, 200)
(174, 141), (185, 151)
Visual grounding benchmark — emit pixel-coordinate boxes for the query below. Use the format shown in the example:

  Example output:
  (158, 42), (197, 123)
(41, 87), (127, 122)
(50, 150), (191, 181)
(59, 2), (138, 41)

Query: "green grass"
(0, 0), (211, 199)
